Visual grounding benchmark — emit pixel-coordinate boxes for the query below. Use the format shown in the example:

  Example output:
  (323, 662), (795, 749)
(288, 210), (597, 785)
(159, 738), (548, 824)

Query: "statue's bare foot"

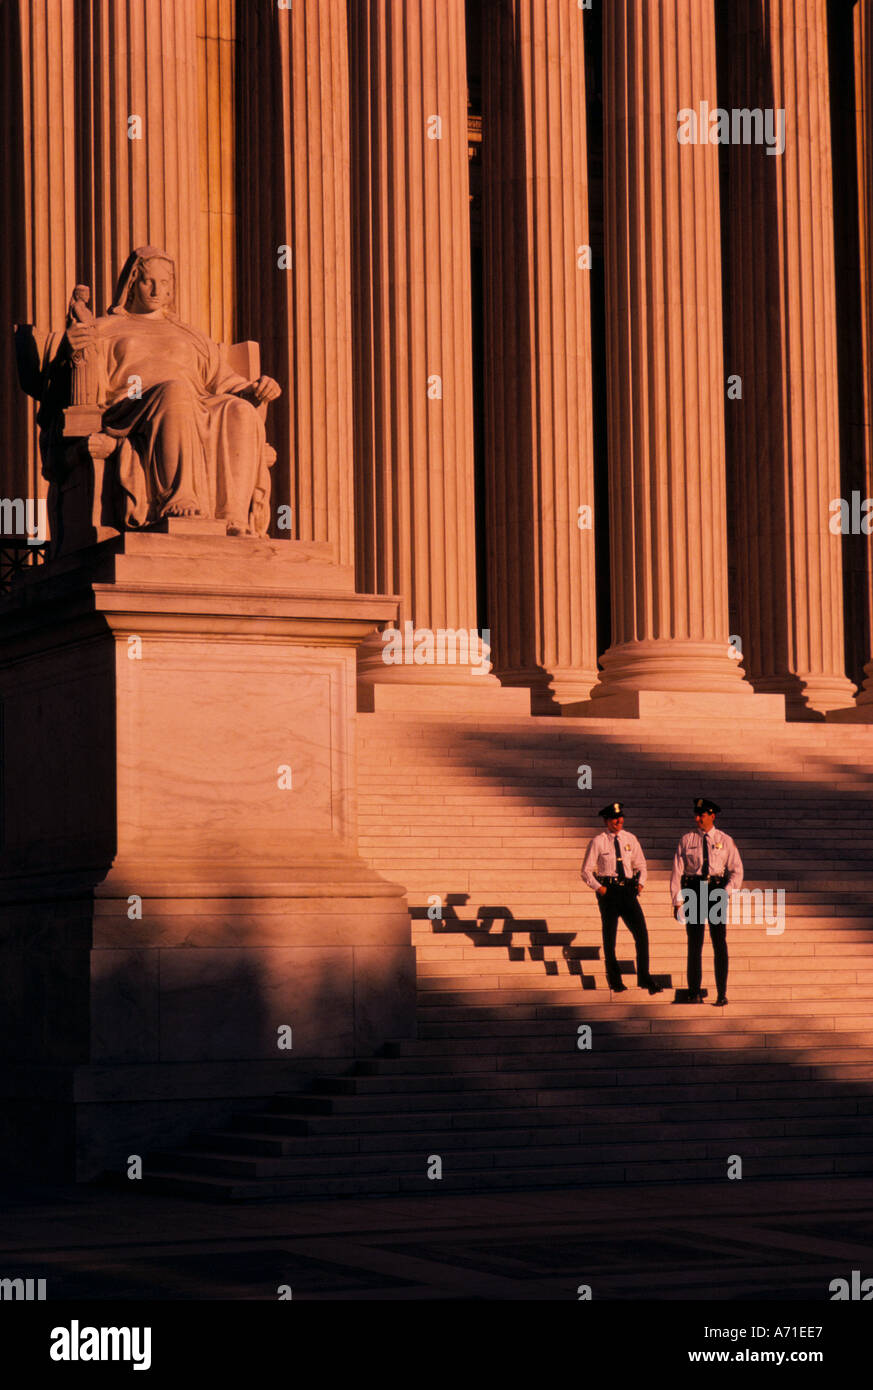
(164, 503), (202, 518)
(225, 520), (248, 537)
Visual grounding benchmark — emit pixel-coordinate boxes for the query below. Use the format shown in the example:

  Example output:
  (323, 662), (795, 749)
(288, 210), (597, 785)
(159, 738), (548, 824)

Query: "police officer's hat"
(599, 801), (624, 819)
(694, 797), (721, 815)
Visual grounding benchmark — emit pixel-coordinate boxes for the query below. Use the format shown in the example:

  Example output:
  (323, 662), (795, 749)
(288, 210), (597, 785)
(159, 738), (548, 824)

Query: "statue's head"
(110, 246), (177, 316)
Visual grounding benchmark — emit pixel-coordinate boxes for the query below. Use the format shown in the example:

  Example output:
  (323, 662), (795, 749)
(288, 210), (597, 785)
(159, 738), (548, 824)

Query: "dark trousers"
(686, 921), (728, 995)
(597, 885), (651, 989)
(682, 880), (729, 995)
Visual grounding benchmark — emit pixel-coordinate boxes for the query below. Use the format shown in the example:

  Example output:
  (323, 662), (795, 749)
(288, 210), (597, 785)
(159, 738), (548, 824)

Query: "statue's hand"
(250, 375), (281, 403)
(65, 322), (96, 353)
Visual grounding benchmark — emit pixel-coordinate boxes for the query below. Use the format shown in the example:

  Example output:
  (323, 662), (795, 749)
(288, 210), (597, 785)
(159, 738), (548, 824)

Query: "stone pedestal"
(0, 528), (413, 1180)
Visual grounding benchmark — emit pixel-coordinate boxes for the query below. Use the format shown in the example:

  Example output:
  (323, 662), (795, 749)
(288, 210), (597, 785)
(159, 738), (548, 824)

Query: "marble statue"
(20, 246), (281, 541)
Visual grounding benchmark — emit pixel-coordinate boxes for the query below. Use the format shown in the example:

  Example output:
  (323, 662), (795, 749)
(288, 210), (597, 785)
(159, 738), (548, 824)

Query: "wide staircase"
(145, 711), (873, 1199)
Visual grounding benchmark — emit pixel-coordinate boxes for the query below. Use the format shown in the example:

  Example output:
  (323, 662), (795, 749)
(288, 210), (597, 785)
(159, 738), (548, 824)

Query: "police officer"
(670, 797), (743, 1006)
(581, 802), (662, 995)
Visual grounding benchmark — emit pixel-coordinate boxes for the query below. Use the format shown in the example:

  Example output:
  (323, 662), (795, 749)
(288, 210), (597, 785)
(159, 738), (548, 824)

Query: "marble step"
(316, 1051), (873, 1092)
(143, 1147), (873, 1201)
(413, 945), (873, 963)
(416, 985), (873, 1007)
(384, 1026), (873, 1051)
(192, 1110), (873, 1158)
(355, 1045), (873, 1073)
(408, 903), (873, 916)
(266, 1073), (873, 1116)
(150, 1130), (873, 1182)
(413, 961), (873, 981)
(230, 1090), (873, 1137)
(418, 1004), (873, 1028)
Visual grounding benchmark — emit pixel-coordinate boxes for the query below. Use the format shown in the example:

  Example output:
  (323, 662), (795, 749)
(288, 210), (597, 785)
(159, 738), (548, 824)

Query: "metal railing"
(0, 540), (49, 595)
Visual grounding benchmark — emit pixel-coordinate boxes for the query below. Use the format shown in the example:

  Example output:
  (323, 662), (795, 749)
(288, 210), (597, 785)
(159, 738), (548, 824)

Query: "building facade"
(1, 0), (872, 720)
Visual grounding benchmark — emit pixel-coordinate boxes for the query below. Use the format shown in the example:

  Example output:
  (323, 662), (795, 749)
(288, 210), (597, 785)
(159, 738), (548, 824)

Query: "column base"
(569, 638), (774, 718)
(357, 627), (531, 712)
(751, 673), (858, 721)
(495, 666), (598, 715)
(563, 640), (785, 719)
(822, 662), (873, 721)
(358, 679), (531, 714)
(826, 706), (873, 723)
(562, 688), (786, 720)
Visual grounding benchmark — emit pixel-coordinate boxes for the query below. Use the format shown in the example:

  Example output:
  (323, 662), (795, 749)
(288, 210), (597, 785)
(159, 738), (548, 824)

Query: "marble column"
(76, 0), (203, 326)
(481, 0), (598, 712)
(350, 0), (514, 705)
(859, 0), (873, 700)
(0, 0), (78, 506)
(724, 0), (856, 719)
(237, 0), (354, 566)
(196, 0), (236, 345)
(584, 0), (762, 718)
(836, 0), (873, 715)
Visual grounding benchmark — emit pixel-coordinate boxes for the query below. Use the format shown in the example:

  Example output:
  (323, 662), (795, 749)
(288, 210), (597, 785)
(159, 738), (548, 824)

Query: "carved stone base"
(0, 532), (411, 1180)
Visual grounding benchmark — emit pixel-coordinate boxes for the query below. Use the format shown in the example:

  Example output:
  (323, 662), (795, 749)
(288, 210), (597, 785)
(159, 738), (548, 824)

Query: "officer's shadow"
(412, 895), (674, 992)
(474, 903), (600, 990)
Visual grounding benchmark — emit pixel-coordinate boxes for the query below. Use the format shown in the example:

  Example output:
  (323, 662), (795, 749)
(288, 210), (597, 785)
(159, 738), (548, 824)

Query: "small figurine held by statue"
(68, 284), (94, 326)
(66, 285), (99, 409)
(15, 246), (281, 550)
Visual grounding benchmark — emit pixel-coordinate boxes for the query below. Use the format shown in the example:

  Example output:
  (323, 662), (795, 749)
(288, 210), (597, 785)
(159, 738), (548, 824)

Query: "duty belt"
(596, 872), (640, 887)
(681, 874), (728, 889)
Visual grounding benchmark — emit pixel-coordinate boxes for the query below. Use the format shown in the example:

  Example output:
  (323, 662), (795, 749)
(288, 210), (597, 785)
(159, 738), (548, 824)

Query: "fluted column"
(481, 0), (598, 712)
(196, 0), (236, 344)
(848, 0), (873, 710)
(351, 0), (500, 695)
(724, 0), (855, 718)
(237, 0), (354, 564)
(590, 0), (754, 712)
(76, 0), (203, 325)
(0, 0), (78, 504)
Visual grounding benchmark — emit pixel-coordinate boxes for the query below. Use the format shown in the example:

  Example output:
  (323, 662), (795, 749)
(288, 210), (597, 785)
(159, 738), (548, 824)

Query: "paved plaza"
(1, 1176), (870, 1302)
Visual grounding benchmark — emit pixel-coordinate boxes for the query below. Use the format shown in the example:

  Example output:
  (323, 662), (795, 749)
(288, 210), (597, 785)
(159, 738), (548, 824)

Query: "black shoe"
(715, 995), (729, 1006)
(610, 982), (627, 993)
(639, 977), (663, 994)
(687, 990), (706, 1003)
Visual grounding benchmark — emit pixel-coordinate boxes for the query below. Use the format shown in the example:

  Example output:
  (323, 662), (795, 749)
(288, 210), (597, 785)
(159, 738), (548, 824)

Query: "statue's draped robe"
(93, 311), (269, 529)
